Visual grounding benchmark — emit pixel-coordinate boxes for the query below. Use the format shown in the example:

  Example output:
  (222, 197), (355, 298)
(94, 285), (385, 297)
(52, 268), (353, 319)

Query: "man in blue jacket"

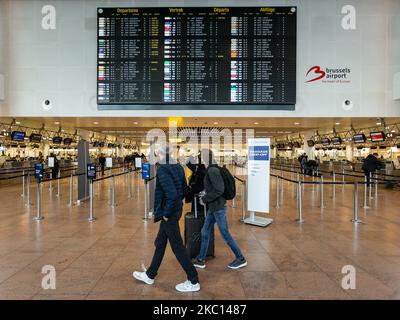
(133, 144), (200, 292)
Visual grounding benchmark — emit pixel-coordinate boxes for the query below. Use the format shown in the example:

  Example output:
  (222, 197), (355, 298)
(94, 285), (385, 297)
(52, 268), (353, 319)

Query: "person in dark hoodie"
(186, 152), (207, 215)
(133, 144), (200, 293)
(192, 149), (247, 270)
(362, 153), (384, 185)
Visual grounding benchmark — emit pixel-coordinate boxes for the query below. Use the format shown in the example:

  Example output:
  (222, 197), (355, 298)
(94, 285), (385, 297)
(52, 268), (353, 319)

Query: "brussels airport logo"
(306, 66), (351, 84)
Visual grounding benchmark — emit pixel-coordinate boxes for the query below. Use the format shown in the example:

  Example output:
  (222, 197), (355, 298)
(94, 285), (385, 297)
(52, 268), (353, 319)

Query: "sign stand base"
(244, 211), (273, 228)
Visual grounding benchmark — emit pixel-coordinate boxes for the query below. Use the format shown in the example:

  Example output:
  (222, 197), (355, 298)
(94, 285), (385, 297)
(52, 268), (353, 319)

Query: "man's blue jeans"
(197, 206), (244, 261)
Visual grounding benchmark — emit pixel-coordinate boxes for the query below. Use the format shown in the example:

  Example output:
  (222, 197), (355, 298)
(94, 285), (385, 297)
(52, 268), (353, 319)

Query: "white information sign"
(106, 157), (113, 168)
(245, 138), (273, 227)
(48, 157), (54, 168)
(135, 157), (142, 168)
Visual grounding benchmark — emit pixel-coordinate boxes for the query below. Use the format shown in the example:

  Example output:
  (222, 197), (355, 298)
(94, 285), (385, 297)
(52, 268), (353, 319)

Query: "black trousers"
(146, 218), (199, 284)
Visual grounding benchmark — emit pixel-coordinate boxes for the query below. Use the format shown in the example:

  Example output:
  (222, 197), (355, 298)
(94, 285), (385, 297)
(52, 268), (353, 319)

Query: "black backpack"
(218, 165), (236, 200)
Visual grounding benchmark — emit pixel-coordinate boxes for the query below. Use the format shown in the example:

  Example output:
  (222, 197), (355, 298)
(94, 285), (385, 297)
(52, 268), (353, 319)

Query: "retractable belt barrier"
(268, 165), (398, 225)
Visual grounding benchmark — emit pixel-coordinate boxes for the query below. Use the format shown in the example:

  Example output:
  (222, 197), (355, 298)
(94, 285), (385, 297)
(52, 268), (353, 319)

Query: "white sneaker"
(132, 271), (154, 285)
(175, 280), (201, 292)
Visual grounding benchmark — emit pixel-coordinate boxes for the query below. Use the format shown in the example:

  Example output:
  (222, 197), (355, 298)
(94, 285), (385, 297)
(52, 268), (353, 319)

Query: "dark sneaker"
(227, 258), (247, 269)
(192, 258), (206, 269)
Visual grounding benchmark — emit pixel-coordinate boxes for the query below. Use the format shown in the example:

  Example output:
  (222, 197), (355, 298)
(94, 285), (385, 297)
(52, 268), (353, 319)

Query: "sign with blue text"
(34, 163), (44, 181)
(87, 163), (96, 180)
(142, 163), (150, 180)
(245, 138), (272, 227)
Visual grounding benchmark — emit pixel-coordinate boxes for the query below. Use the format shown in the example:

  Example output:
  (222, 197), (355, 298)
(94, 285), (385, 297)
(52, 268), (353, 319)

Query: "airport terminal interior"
(0, 0), (400, 301)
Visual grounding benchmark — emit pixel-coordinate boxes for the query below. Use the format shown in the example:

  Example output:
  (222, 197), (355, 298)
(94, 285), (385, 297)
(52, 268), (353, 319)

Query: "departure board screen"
(97, 7), (297, 110)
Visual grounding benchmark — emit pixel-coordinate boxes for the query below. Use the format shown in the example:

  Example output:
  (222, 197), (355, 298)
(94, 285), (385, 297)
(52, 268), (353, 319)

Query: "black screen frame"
(96, 6), (297, 110)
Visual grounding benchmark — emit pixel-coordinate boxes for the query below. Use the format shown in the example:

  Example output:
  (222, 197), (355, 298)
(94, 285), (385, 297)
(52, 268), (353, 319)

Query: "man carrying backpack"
(192, 149), (247, 270)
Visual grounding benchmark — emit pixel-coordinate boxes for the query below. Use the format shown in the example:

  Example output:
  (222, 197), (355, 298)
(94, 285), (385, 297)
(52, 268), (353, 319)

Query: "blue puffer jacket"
(153, 164), (188, 222)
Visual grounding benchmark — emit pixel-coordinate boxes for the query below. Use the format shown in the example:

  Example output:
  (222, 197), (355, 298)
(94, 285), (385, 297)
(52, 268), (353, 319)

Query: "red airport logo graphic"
(305, 66), (326, 83)
(305, 66), (351, 83)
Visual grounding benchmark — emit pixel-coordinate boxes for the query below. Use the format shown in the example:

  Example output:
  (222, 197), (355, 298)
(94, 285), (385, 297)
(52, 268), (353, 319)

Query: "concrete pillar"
(0, 1), (8, 105)
(77, 140), (90, 202)
(346, 144), (354, 162)
(302, 131), (315, 160)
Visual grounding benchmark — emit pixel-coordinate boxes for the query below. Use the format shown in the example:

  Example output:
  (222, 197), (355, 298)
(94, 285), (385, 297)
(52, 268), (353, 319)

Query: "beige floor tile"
(284, 272), (351, 299)
(0, 176), (399, 300)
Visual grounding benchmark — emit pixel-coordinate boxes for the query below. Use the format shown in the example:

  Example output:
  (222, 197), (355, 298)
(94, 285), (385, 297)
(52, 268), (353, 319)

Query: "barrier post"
(312, 169), (315, 192)
(275, 175), (280, 208)
(34, 181), (44, 221)
(291, 169), (295, 197)
(21, 170), (25, 198)
(241, 180), (246, 221)
(128, 169), (132, 199)
(369, 172), (373, 199)
(332, 171), (336, 202)
(296, 178), (304, 223)
(362, 175), (369, 209)
(88, 180), (96, 221)
(351, 180), (363, 224)
(49, 172), (53, 192)
(26, 172), (31, 208)
(231, 177), (237, 208)
(108, 168), (111, 192)
(68, 173), (73, 207)
(320, 175), (325, 209)
(375, 173), (378, 198)
(342, 168), (345, 189)
(57, 170), (61, 197)
(97, 171), (101, 196)
(144, 179), (148, 220)
(111, 175), (116, 208)
(281, 170), (284, 206)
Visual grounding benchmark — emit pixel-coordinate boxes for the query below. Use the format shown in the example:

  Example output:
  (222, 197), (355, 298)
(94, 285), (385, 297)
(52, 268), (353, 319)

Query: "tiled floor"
(0, 170), (400, 300)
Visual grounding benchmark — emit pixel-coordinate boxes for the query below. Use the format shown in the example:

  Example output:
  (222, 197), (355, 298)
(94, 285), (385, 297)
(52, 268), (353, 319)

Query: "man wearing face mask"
(132, 143), (200, 293)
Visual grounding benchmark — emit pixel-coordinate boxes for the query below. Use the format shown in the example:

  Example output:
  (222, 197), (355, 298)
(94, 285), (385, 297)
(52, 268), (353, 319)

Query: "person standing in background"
(362, 153), (384, 185)
(98, 153), (106, 176)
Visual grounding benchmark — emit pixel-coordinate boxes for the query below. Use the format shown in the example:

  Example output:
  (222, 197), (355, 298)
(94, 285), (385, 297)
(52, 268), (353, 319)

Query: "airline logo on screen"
(249, 146), (270, 161)
(306, 66), (351, 83)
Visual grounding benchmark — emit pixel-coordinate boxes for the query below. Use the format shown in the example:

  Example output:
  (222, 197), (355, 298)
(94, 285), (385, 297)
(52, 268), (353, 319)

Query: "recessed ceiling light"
(335, 122), (341, 125)
(254, 122), (259, 125)
(294, 122), (300, 125)
(54, 121), (60, 125)
(376, 122), (381, 125)
(214, 122), (219, 125)
(15, 121), (20, 125)
(133, 122), (138, 125)
(93, 122), (99, 125)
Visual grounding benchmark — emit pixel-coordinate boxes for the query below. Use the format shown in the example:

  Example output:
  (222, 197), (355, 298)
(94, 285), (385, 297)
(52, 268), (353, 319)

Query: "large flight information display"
(97, 7), (296, 110)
